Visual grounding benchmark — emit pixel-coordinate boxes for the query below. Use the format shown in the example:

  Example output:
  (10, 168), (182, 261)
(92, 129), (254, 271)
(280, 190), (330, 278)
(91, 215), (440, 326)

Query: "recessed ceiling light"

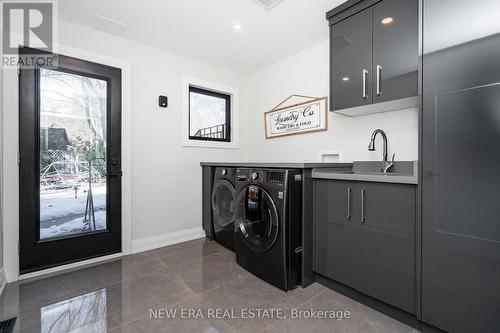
(342, 76), (350, 82)
(381, 17), (394, 25)
(232, 24), (243, 31)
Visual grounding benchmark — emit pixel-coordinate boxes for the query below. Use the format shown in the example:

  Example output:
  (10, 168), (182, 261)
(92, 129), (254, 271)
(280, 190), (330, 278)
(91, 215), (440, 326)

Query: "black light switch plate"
(159, 95), (168, 108)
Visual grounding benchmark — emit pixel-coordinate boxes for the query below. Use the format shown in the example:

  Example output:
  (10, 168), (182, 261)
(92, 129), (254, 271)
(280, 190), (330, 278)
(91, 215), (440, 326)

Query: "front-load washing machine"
(233, 168), (302, 291)
(211, 167), (236, 251)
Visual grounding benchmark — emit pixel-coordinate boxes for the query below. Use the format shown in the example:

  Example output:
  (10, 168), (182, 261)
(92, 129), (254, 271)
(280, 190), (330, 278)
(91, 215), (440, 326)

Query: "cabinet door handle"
(347, 187), (352, 221)
(376, 65), (382, 96)
(361, 189), (366, 223)
(362, 69), (368, 99)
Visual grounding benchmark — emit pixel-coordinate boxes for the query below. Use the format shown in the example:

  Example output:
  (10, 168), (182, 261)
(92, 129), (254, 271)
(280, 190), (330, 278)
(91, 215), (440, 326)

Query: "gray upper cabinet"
(331, 9), (373, 110)
(372, 0), (418, 104)
(314, 179), (416, 314)
(327, 0), (418, 115)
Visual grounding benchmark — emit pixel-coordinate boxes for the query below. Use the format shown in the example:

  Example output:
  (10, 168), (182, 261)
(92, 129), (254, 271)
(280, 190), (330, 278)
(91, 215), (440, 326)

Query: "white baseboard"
(0, 268), (6, 296)
(131, 227), (206, 254)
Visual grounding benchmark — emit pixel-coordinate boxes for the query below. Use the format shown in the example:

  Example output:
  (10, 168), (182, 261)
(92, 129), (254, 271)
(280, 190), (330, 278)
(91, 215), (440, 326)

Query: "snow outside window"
(189, 86), (231, 142)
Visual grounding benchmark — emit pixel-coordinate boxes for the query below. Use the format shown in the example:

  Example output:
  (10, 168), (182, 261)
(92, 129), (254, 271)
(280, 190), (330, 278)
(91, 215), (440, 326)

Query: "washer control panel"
(236, 169), (287, 188)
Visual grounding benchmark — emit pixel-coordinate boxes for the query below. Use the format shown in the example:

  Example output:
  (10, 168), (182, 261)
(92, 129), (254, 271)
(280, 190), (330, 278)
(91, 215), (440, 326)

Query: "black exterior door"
(19, 48), (122, 273)
(422, 1), (500, 331)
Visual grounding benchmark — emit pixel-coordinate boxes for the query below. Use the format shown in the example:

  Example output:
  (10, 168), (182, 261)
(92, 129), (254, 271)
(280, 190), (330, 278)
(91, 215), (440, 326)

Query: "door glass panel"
(236, 185), (279, 252)
(39, 68), (107, 240)
(244, 186), (271, 240)
(212, 181), (234, 229)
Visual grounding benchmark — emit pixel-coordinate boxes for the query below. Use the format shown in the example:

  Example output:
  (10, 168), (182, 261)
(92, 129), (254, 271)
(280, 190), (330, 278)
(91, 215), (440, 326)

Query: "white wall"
(57, 21), (248, 241)
(242, 40), (418, 163)
(2, 20), (247, 280)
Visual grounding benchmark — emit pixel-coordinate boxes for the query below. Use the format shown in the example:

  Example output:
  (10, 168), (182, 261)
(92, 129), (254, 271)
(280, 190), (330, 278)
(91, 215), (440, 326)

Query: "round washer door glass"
(212, 179), (236, 230)
(235, 185), (279, 252)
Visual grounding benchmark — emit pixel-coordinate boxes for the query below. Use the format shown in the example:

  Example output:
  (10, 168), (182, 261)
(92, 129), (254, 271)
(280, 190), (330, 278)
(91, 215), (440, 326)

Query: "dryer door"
(212, 179), (236, 231)
(235, 185), (279, 252)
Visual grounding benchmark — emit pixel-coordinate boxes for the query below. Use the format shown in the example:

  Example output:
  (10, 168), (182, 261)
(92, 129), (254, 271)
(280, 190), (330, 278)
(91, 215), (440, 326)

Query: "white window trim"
(182, 76), (239, 149)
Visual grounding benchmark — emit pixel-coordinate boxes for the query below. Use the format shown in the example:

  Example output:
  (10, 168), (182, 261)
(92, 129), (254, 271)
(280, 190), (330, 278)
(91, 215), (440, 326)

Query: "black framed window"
(189, 86), (231, 142)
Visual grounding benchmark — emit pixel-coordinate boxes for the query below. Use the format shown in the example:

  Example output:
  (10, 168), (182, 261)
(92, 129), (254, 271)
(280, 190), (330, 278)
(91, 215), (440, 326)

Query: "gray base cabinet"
(314, 180), (358, 287)
(313, 179), (416, 314)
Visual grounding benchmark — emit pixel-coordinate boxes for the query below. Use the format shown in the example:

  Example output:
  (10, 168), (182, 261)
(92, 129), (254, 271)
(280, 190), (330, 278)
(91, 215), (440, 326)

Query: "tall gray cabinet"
(422, 1), (500, 332)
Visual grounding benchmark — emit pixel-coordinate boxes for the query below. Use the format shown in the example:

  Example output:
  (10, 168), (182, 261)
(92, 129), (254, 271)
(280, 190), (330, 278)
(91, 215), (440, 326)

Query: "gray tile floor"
(0, 238), (419, 332)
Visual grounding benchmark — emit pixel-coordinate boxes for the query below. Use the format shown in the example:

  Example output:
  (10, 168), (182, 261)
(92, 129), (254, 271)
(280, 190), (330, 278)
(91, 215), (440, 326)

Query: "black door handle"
(107, 171), (122, 177)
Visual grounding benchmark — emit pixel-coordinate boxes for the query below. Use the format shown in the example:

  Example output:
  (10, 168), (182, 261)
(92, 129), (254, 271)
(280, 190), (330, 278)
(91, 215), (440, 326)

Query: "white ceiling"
(58, 0), (347, 73)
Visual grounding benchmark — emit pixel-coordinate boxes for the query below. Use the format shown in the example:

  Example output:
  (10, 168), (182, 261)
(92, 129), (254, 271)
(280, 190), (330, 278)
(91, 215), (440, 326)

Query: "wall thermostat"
(159, 95), (168, 108)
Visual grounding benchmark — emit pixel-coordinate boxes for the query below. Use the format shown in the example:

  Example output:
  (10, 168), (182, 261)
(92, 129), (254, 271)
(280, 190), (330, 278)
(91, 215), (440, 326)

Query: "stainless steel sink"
(311, 161), (418, 184)
(332, 170), (408, 176)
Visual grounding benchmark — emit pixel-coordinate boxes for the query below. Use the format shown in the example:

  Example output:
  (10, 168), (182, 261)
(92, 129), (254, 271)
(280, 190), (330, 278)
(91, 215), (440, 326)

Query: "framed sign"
(264, 95), (328, 139)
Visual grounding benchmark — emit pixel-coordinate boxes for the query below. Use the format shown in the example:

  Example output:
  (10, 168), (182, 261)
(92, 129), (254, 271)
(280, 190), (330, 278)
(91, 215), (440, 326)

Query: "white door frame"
(1, 44), (132, 282)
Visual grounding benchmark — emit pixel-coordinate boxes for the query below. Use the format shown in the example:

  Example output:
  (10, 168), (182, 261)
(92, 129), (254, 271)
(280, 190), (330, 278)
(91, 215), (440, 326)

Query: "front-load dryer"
(211, 167), (236, 251)
(234, 168), (302, 291)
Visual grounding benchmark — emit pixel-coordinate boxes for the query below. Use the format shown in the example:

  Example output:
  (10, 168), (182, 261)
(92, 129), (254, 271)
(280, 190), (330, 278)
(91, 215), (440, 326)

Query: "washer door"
(212, 179), (236, 231)
(235, 185), (279, 252)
